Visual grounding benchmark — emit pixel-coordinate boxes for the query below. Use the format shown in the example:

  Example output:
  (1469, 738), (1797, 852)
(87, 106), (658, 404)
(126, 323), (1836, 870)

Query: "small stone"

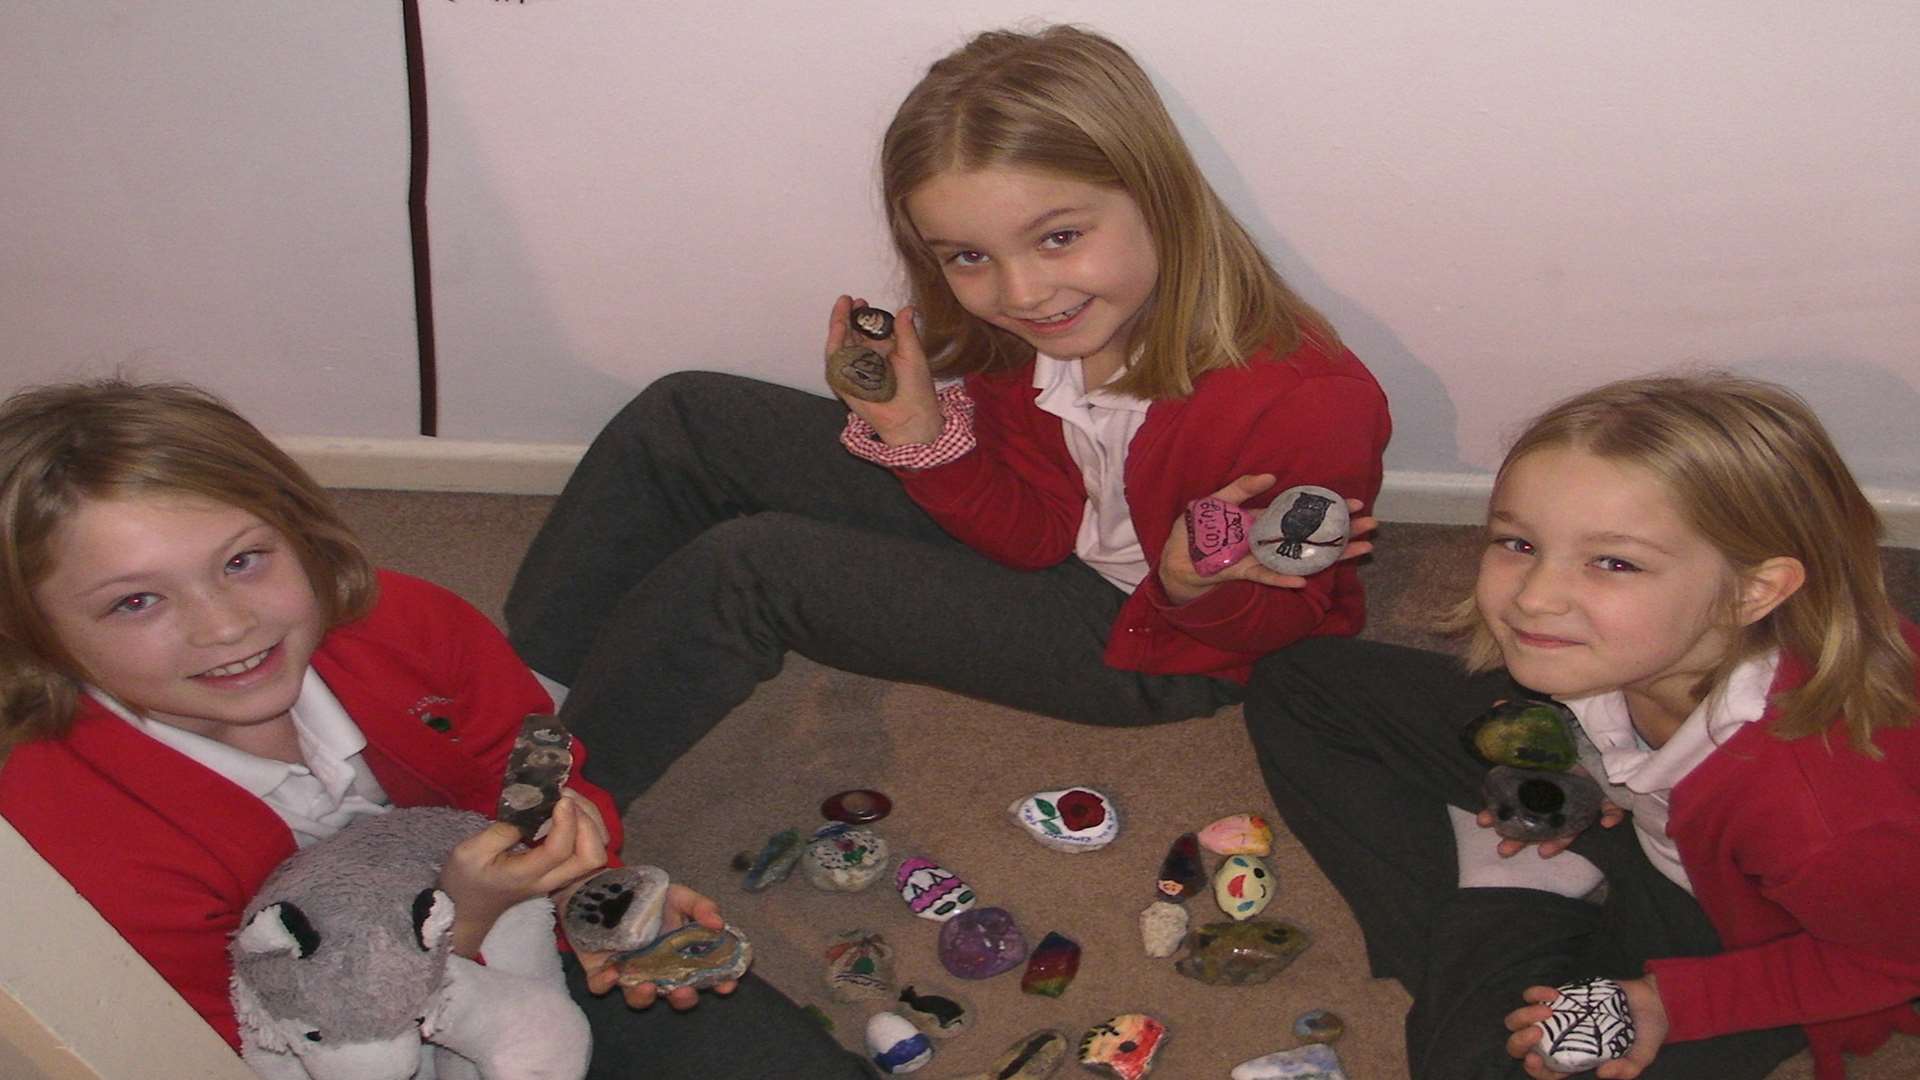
(866, 1011), (934, 1075)
(971, 1029), (1070, 1080)
(561, 864), (669, 953)
(822, 787), (893, 824)
(937, 906), (1029, 979)
(1008, 787), (1120, 853)
(1078, 1014), (1168, 1079)
(1020, 930), (1081, 997)
(1292, 1009), (1345, 1044)
(823, 928), (895, 1002)
(1230, 1043), (1349, 1080)
(1174, 919), (1312, 986)
(610, 922), (752, 992)
(1462, 699), (1580, 771)
(1249, 485), (1350, 576)
(804, 823), (891, 891)
(1139, 901), (1190, 958)
(495, 714), (573, 838)
(827, 344), (896, 403)
(850, 305), (896, 341)
(1537, 977), (1635, 1072)
(895, 856), (977, 922)
(896, 984), (973, 1039)
(1198, 812), (1275, 856)
(1483, 766), (1603, 843)
(1213, 854), (1275, 920)
(730, 850), (753, 872)
(741, 827), (806, 891)
(1154, 832), (1207, 900)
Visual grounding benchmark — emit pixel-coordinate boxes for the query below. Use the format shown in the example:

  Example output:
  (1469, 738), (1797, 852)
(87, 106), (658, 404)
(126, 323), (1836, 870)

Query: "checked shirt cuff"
(839, 383), (977, 470)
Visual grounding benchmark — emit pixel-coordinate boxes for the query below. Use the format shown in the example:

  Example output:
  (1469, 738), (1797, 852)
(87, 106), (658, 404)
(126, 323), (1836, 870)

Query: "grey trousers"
(506, 372), (1240, 808)
(1242, 636), (1804, 1080)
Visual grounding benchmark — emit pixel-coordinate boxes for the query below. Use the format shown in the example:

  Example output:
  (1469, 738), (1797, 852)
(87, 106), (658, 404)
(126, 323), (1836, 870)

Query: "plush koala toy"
(229, 807), (591, 1080)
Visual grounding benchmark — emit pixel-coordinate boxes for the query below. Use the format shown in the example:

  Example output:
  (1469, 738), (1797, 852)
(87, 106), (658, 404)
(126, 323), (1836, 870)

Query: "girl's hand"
(1158, 474), (1376, 604)
(1504, 976), (1668, 1079)
(440, 796), (609, 957)
(577, 884), (740, 1011)
(1476, 767), (1626, 859)
(826, 295), (942, 445)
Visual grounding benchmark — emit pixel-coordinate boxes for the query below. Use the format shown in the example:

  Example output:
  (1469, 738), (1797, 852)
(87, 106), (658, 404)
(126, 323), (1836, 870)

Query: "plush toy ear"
(236, 902), (321, 959)
(413, 888), (455, 952)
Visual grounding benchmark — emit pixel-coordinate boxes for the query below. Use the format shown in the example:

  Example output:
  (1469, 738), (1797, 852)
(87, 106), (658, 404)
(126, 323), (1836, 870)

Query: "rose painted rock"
(1537, 977), (1635, 1072)
(1198, 812), (1274, 857)
(1483, 766), (1603, 843)
(740, 827), (806, 891)
(866, 1011), (934, 1075)
(1293, 1009), (1345, 1044)
(1213, 855), (1275, 920)
(561, 864), (668, 954)
(1230, 1043), (1349, 1080)
(1008, 787), (1120, 853)
(1174, 919), (1311, 986)
(1249, 485), (1350, 576)
(804, 823), (891, 891)
(824, 928), (895, 1002)
(937, 906), (1029, 979)
(896, 984), (973, 1039)
(1462, 699), (1580, 771)
(1154, 832), (1207, 900)
(822, 787), (893, 824)
(1078, 1013), (1168, 1080)
(1139, 901), (1190, 958)
(609, 922), (752, 992)
(895, 856), (976, 922)
(1020, 930), (1081, 997)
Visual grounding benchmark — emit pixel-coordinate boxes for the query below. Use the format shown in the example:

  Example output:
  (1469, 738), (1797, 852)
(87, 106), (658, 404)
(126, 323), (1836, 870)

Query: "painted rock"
(1154, 832), (1207, 900)
(866, 1011), (934, 1075)
(824, 928), (895, 1002)
(1174, 919), (1311, 986)
(741, 827), (806, 891)
(1250, 485), (1350, 576)
(1292, 1009), (1345, 1044)
(937, 906), (1029, 979)
(1078, 1013), (1168, 1080)
(948, 1029), (1069, 1080)
(1230, 1043), (1349, 1080)
(1008, 787), (1120, 853)
(1185, 495), (1254, 576)
(827, 344), (896, 403)
(1462, 699), (1579, 771)
(1537, 977), (1635, 1072)
(495, 713), (572, 838)
(850, 305), (896, 341)
(822, 787), (893, 824)
(1483, 766), (1603, 843)
(1020, 930), (1081, 997)
(1139, 901), (1190, 958)
(896, 984), (973, 1039)
(610, 922), (751, 992)
(1213, 854), (1275, 920)
(895, 856), (976, 922)
(804, 823), (891, 891)
(561, 864), (668, 953)
(1198, 812), (1274, 857)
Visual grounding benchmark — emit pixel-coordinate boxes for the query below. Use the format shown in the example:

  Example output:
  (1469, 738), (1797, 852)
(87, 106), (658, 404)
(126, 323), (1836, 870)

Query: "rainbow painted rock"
(1078, 1013), (1168, 1079)
(1175, 919), (1311, 986)
(822, 787), (893, 824)
(937, 906), (1029, 979)
(895, 856), (976, 922)
(609, 922), (752, 992)
(1020, 930), (1081, 997)
(1462, 699), (1580, 771)
(824, 928), (895, 1003)
(1231, 1043), (1349, 1080)
(897, 984), (973, 1039)
(1139, 901), (1190, 958)
(866, 1011), (934, 1074)
(1213, 854), (1275, 920)
(1198, 812), (1275, 857)
(1008, 787), (1120, 853)
(561, 864), (668, 953)
(1154, 832), (1207, 900)
(804, 823), (891, 891)
(740, 827), (805, 891)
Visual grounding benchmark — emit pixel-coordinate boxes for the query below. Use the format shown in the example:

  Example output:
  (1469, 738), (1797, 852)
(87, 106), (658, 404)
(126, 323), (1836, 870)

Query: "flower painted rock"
(1230, 1043), (1349, 1080)
(1078, 1013), (1168, 1079)
(1174, 919), (1311, 986)
(1462, 699), (1579, 771)
(1213, 855), (1275, 920)
(824, 928), (895, 1002)
(937, 906), (1029, 979)
(804, 823), (891, 891)
(1020, 931), (1081, 997)
(1008, 787), (1119, 853)
(609, 922), (752, 992)
(895, 856), (976, 922)
(822, 787), (893, 824)
(1139, 901), (1189, 958)
(948, 1029), (1069, 1080)
(1198, 812), (1274, 857)
(561, 864), (669, 953)
(1250, 485), (1350, 576)
(897, 984), (973, 1039)
(740, 827), (806, 891)
(1483, 766), (1603, 843)
(866, 1011), (934, 1075)
(1537, 978), (1635, 1072)
(1154, 832), (1207, 900)
(1293, 1009), (1345, 1044)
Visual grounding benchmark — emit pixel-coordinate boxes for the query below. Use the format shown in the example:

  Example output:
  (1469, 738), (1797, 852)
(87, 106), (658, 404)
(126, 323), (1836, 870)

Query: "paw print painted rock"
(561, 864), (669, 953)
(1008, 787), (1120, 853)
(1483, 766), (1603, 843)
(1198, 812), (1274, 857)
(1537, 977), (1635, 1072)
(1213, 854), (1275, 920)
(804, 823), (891, 891)
(937, 906), (1029, 980)
(895, 856), (977, 922)
(1078, 1013), (1168, 1080)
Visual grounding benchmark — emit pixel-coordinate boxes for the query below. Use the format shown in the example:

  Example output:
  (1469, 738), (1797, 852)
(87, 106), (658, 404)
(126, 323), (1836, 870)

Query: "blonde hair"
(1451, 373), (1914, 754)
(881, 24), (1337, 400)
(0, 379), (376, 748)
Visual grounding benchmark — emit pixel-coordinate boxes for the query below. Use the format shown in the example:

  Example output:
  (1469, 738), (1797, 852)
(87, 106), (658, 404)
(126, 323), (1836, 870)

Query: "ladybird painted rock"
(1008, 787), (1120, 853)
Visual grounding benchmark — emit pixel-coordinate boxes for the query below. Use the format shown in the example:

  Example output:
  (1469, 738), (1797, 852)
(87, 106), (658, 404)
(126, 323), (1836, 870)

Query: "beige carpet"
(336, 489), (1920, 1079)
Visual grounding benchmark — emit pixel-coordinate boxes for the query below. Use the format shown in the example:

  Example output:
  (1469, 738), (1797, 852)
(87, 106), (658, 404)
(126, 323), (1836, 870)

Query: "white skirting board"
(277, 436), (1920, 548)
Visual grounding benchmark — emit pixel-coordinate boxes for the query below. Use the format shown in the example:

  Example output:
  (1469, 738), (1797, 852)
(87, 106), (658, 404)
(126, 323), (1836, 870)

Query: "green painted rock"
(1461, 699), (1579, 771)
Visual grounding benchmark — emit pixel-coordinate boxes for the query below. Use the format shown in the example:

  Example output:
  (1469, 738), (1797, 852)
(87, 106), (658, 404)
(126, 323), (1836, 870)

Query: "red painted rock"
(822, 788), (893, 824)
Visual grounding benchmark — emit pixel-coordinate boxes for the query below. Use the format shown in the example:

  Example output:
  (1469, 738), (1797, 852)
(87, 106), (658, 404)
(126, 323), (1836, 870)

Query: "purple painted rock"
(1174, 919), (1311, 986)
(1213, 854), (1275, 921)
(937, 906), (1029, 980)
(740, 827), (806, 891)
(822, 788), (893, 824)
(824, 928), (895, 1002)
(1020, 930), (1081, 997)
(1197, 812), (1274, 857)
(895, 856), (977, 922)
(1155, 832), (1207, 901)
(1079, 1014), (1168, 1080)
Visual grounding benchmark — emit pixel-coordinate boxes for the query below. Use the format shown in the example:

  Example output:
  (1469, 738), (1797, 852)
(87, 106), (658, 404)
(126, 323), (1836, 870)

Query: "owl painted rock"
(1249, 485), (1350, 576)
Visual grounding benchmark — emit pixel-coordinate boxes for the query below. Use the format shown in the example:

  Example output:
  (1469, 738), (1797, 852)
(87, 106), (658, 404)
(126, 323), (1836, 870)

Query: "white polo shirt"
(1032, 353), (1152, 592)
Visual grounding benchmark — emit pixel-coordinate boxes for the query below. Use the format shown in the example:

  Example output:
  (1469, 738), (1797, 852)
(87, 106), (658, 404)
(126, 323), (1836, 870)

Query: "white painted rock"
(867, 1011), (934, 1074)
(804, 823), (891, 891)
(1537, 977), (1635, 1072)
(1007, 787), (1120, 853)
(1231, 1043), (1349, 1079)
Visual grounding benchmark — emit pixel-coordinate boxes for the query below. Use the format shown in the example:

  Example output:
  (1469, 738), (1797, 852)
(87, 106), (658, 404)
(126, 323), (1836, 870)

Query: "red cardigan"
(898, 335), (1391, 682)
(1646, 620), (1920, 1078)
(0, 570), (623, 1051)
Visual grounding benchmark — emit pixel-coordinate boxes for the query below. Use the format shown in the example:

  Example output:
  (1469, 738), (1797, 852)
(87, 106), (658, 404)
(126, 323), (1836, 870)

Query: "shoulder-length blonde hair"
(1450, 373), (1914, 755)
(0, 379), (376, 748)
(881, 24), (1337, 400)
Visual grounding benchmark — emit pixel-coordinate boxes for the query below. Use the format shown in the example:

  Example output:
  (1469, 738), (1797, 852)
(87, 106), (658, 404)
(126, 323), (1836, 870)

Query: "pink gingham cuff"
(840, 383), (977, 470)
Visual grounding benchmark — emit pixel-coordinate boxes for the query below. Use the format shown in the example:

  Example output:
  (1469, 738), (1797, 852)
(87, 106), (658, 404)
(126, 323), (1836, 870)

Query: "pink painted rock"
(895, 856), (977, 922)
(937, 906), (1029, 980)
(1079, 1013), (1168, 1079)
(1198, 812), (1274, 856)
(1020, 931), (1081, 997)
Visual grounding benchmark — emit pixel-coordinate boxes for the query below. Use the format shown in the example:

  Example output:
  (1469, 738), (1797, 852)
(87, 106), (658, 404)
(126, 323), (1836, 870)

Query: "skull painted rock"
(1174, 919), (1312, 986)
(804, 823), (891, 891)
(561, 864), (668, 953)
(610, 922), (752, 992)
(1008, 787), (1120, 853)
(1213, 854), (1275, 920)
(895, 856), (977, 922)
(1249, 485), (1350, 576)
(1078, 1013), (1168, 1080)
(1483, 766), (1603, 843)
(1198, 811), (1275, 856)
(824, 928), (895, 1003)
(1536, 977), (1635, 1071)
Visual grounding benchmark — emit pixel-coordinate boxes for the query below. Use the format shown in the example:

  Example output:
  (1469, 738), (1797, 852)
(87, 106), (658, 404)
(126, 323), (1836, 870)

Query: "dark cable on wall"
(402, 0), (439, 436)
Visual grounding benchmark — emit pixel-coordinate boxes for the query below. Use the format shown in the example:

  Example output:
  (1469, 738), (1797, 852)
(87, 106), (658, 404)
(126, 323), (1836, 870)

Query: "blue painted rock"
(1537, 977), (1635, 1072)
(1249, 485), (1350, 576)
(1213, 854), (1275, 920)
(804, 823), (891, 891)
(1292, 1009), (1345, 1044)
(1139, 901), (1190, 958)
(740, 827), (806, 891)
(1231, 1043), (1349, 1079)
(822, 787), (892, 824)
(609, 922), (751, 992)
(895, 856), (976, 922)
(1483, 766), (1603, 842)
(1020, 931), (1081, 997)
(1174, 919), (1311, 986)
(1462, 699), (1580, 771)
(866, 1011), (934, 1074)
(824, 928), (895, 1002)
(1154, 832), (1207, 900)
(937, 906), (1029, 979)
(1078, 1013), (1168, 1079)
(1198, 812), (1275, 856)
(1008, 787), (1120, 853)
(896, 984), (974, 1039)
(561, 864), (668, 953)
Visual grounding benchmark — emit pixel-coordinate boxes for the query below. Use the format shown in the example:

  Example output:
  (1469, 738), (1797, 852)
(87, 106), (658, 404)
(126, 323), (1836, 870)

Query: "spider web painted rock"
(1537, 977), (1635, 1071)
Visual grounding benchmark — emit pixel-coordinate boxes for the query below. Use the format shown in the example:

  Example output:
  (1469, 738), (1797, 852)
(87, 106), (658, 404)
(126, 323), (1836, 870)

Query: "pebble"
(1198, 812), (1275, 857)
(866, 1011), (934, 1075)
(1078, 1013), (1168, 1079)
(937, 906), (1029, 979)
(1008, 787), (1120, 853)
(1213, 854), (1275, 920)
(804, 823), (891, 891)
(1174, 919), (1311, 986)
(1483, 766), (1603, 843)
(1020, 930), (1081, 998)
(1139, 901), (1190, 958)
(561, 864), (669, 953)
(1154, 832), (1206, 900)
(822, 787), (893, 824)
(946, 1029), (1069, 1080)
(895, 856), (976, 922)
(1292, 1009), (1345, 1044)
(1230, 1043), (1349, 1080)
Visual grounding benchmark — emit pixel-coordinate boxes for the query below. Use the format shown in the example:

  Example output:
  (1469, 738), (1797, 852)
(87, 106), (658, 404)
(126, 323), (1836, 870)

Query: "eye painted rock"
(822, 787), (893, 824)
(895, 856), (977, 922)
(1008, 787), (1120, 853)
(495, 713), (573, 838)
(1020, 931), (1081, 997)
(850, 305), (896, 341)
(1230, 1043), (1350, 1080)
(1213, 854), (1275, 920)
(1154, 832), (1207, 900)
(1461, 699), (1580, 771)
(561, 864), (669, 953)
(1537, 977), (1635, 1072)
(823, 928), (895, 1003)
(1174, 919), (1312, 986)
(896, 984), (973, 1039)
(1292, 1008), (1345, 1045)
(948, 1029), (1069, 1080)
(740, 827), (807, 891)
(1483, 766), (1603, 843)
(1078, 1013), (1168, 1080)
(1197, 812), (1275, 857)
(609, 922), (752, 992)
(1139, 900), (1190, 958)
(937, 905), (1029, 979)
(866, 1011), (935, 1075)
(804, 823), (891, 891)
(827, 344), (897, 403)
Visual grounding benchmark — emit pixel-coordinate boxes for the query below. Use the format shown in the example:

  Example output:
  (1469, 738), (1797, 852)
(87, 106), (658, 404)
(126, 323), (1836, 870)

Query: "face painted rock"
(866, 1011), (934, 1075)
(610, 922), (752, 992)
(895, 856), (976, 922)
(804, 823), (891, 891)
(1461, 699), (1580, 771)
(1154, 832), (1207, 900)
(1213, 855), (1275, 920)
(824, 928), (895, 1003)
(1019, 931), (1081, 998)
(822, 787), (893, 824)
(896, 984), (973, 1039)
(1249, 485), (1349, 576)
(1230, 1043), (1349, 1080)
(1078, 1013), (1168, 1080)
(1174, 919), (1312, 986)
(1483, 766), (1603, 843)
(937, 906), (1029, 979)
(850, 305), (896, 341)
(561, 864), (668, 954)
(1292, 1009), (1345, 1045)
(1197, 812), (1274, 857)
(741, 827), (806, 891)
(827, 344), (897, 403)
(1139, 900), (1190, 958)
(1008, 787), (1120, 853)
(1536, 977), (1635, 1072)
